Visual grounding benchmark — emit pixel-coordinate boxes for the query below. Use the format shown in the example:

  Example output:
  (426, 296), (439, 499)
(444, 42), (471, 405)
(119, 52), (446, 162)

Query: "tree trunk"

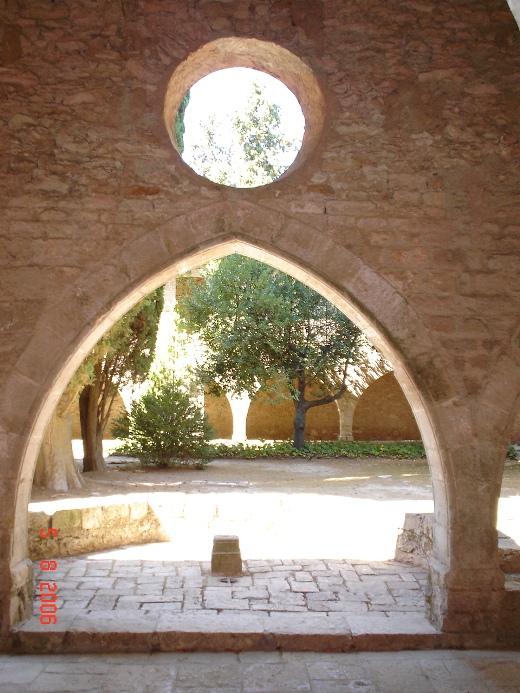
(33, 393), (84, 491)
(291, 370), (349, 449)
(293, 400), (309, 450)
(80, 384), (107, 472)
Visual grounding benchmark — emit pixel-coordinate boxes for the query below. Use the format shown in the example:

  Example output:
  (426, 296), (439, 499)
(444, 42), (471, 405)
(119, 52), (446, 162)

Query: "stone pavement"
(1, 650), (520, 692)
(13, 554), (445, 653)
(35, 555), (429, 617)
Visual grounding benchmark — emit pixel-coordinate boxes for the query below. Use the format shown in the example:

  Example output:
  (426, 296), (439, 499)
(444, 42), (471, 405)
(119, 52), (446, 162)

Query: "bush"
(111, 370), (212, 467)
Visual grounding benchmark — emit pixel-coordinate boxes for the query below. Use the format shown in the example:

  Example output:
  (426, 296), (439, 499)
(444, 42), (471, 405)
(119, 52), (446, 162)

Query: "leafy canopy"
(95, 288), (164, 393)
(176, 255), (364, 405)
(174, 92), (190, 154)
(79, 286), (164, 466)
(187, 82), (299, 187)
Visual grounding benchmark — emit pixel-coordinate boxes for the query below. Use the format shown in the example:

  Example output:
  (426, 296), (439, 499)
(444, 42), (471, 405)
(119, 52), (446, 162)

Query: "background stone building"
(1, 0), (520, 648)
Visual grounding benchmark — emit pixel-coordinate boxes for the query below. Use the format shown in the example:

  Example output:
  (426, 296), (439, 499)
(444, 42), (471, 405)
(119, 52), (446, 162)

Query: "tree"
(176, 255), (366, 449)
(174, 92), (190, 154)
(112, 368), (212, 466)
(187, 82), (298, 187)
(33, 369), (89, 492)
(80, 287), (164, 472)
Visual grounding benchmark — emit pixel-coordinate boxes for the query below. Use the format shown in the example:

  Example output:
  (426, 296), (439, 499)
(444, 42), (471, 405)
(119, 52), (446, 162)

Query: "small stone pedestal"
(211, 535), (242, 576)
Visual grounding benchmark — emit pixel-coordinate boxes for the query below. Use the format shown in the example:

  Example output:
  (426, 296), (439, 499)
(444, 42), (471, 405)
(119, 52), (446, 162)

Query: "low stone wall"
(395, 513), (520, 573)
(500, 582), (520, 646)
(29, 499), (167, 560)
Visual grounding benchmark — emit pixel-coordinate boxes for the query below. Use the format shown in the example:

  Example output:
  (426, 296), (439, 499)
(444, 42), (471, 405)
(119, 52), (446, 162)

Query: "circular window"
(178, 67), (305, 188)
(164, 38), (325, 188)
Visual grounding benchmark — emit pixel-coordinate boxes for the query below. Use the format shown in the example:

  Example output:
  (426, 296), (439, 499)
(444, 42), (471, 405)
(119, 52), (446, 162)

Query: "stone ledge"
(10, 611), (443, 654)
(13, 621), (518, 654)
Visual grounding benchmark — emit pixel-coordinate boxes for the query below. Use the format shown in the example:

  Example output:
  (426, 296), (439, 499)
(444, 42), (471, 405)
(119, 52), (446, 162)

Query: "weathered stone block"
(211, 535), (242, 577)
(81, 507), (103, 530)
(395, 513), (520, 575)
(52, 509), (82, 531)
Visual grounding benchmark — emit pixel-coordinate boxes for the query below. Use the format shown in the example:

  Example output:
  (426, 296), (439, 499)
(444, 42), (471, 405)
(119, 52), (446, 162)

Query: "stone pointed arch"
(473, 322), (520, 546)
(3, 201), (460, 634)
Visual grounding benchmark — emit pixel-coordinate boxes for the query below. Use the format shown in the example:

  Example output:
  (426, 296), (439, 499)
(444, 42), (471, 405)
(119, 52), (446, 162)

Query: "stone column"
(226, 392), (252, 443)
(426, 406), (506, 646)
(335, 393), (358, 441)
(335, 344), (392, 441)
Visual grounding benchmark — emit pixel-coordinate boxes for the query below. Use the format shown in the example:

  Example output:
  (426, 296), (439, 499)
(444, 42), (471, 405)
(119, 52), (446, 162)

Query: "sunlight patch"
(178, 68), (305, 188)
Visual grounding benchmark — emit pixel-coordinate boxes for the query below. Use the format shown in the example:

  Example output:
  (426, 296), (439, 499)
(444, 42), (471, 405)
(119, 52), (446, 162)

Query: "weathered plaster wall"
(353, 372), (421, 441)
(1, 0), (520, 646)
(29, 499), (166, 559)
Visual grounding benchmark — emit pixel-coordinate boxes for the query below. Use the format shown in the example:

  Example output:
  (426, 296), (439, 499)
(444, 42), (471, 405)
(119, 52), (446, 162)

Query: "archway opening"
(164, 38), (326, 183)
(19, 242), (439, 638)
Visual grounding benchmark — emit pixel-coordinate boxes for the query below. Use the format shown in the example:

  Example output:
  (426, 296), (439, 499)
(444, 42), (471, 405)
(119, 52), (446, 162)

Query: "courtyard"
(18, 455), (520, 655)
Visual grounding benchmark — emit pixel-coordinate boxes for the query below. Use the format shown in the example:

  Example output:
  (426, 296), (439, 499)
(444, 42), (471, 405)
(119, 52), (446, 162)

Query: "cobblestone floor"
(2, 650), (520, 692)
(36, 554), (427, 619)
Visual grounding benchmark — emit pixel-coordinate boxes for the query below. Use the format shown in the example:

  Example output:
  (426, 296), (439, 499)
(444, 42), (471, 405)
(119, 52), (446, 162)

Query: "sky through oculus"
(181, 67), (305, 188)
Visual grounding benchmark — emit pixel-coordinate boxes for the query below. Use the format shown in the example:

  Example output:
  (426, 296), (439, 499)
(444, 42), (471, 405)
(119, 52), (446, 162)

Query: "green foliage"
(103, 287), (165, 390)
(507, 444), (517, 459)
(177, 254), (370, 449)
(174, 92), (190, 154)
(206, 440), (427, 460)
(189, 82), (298, 187)
(111, 369), (212, 467)
(84, 287), (165, 436)
(177, 255), (365, 402)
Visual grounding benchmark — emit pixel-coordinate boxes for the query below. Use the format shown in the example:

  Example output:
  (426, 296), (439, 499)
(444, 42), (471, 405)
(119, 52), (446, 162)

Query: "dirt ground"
(30, 455), (520, 503)
(31, 455), (437, 503)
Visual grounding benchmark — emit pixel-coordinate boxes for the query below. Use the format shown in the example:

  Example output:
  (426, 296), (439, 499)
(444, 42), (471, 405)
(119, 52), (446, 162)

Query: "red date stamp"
(38, 528), (58, 625)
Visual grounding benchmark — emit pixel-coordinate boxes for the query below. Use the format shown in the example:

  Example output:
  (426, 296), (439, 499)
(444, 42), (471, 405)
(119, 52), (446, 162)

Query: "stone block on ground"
(211, 535), (243, 577)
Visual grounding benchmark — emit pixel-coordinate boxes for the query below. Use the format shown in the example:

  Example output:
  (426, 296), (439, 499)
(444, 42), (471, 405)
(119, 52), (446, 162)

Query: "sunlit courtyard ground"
(20, 450), (520, 658)
(30, 445), (520, 563)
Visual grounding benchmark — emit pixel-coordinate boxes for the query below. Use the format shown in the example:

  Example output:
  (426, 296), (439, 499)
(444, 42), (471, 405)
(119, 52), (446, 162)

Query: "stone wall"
(511, 409), (520, 444)
(29, 499), (166, 560)
(396, 513), (520, 574)
(353, 372), (421, 441)
(1, 0), (520, 646)
(247, 387), (339, 441)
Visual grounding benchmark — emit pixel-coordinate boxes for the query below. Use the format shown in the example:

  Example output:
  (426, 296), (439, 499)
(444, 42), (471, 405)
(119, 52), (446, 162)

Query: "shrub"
(112, 369), (212, 467)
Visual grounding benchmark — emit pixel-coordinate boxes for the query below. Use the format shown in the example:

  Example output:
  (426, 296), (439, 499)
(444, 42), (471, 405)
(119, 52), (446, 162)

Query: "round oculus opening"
(164, 39), (326, 189)
(175, 67), (305, 189)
